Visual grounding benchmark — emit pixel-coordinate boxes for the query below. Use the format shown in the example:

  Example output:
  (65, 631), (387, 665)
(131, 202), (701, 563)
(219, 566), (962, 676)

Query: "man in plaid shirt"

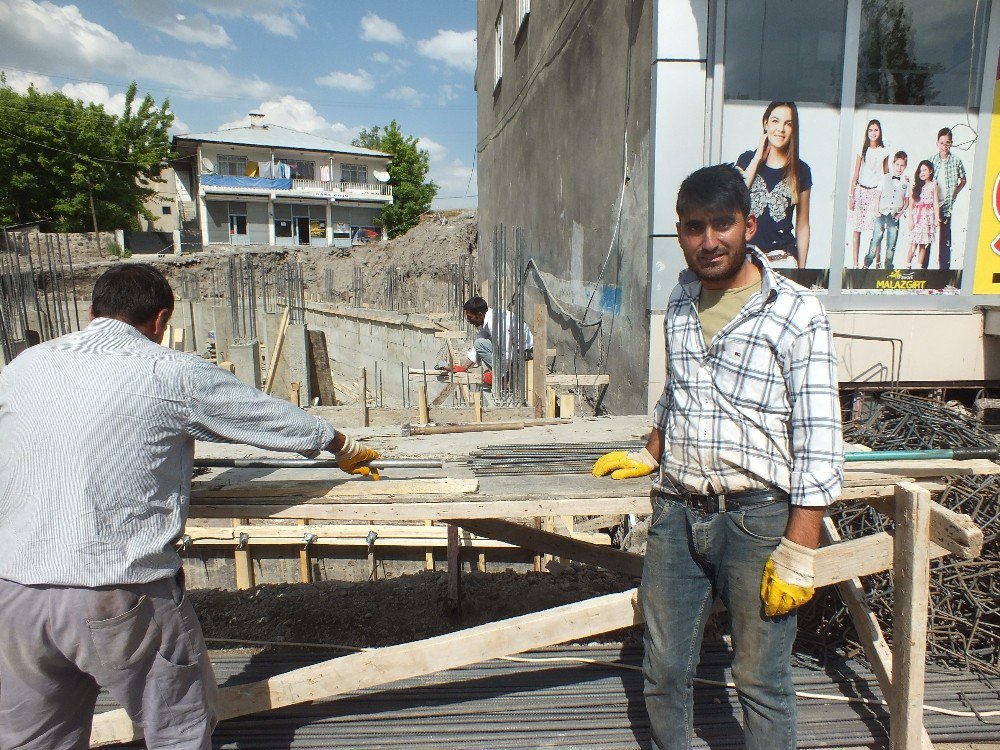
(929, 127), (967, 271)
(594, 164), (843, 750)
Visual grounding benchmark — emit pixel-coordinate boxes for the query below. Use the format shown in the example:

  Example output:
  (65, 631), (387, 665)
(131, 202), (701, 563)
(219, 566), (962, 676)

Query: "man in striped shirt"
(0, 265), (378, 749)
(594, 165), (843, 750)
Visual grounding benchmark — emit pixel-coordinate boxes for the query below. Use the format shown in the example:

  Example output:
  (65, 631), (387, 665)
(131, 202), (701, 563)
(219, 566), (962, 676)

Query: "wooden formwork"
(88, 459), (993, 748)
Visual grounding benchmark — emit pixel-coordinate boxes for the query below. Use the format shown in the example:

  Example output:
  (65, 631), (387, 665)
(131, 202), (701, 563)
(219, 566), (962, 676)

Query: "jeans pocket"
(88, 594), (161, 670)
(649, 494), (675, 527)
(732, 501), (788, 543)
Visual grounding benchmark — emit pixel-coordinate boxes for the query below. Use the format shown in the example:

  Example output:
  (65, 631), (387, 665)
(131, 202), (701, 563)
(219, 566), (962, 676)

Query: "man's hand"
(334, 435), (381, 480)
(760, 538), (816, 616)
(592, 448), (658, 480)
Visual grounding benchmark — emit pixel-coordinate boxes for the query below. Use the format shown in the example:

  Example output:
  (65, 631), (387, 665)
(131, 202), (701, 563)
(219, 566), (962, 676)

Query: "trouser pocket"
(87, 594), (161, 671)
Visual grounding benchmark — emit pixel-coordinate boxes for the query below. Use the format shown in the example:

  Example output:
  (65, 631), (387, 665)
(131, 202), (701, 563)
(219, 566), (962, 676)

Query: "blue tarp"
(201, 175), (293, 189)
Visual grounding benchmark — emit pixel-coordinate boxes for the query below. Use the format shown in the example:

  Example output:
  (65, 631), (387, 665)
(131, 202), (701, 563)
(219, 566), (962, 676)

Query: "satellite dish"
(373, 169), (390, 183)
(202, 157), (215, 173)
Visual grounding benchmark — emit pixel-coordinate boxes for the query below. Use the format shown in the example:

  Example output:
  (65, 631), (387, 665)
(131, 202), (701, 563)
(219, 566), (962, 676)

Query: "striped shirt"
(0, 317), (336, 587)
(930, 153), (966, 217)
(652, 250), (843, 507)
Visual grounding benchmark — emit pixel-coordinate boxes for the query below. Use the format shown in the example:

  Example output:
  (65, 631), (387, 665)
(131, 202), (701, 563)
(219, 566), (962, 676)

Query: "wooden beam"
(890, 482), (932, 750)
(89, 590), (644, 746)
(545, 374), (611, 387)
(867, 496), (983, 558)
(233, 518), (253, 590)
(532, 304), (547, 418)
(263, 305), (290, 394)
(844, 458), (1000, 478)
(418, 384), (429, 424)
(193, 478), (479, 500)
(814, 531), (946, 588)
(424, 520), (434, 570)
(456, 519), (643, 577)
(545, 387), (557, 418)
(821, 518), (934, 749)
(473, 391), (482, 422)
(298, 518), (312, 583)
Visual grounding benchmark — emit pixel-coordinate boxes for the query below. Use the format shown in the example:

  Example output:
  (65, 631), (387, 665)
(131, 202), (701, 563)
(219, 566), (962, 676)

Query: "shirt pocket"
(711, 338), (785, 413)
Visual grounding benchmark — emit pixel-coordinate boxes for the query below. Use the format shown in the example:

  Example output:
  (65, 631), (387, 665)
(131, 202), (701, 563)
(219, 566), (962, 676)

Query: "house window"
(724, 0), (847, 104)
(494, 11), (503, 90)
(288, 160), (315, 180)
(856, 0), (987, 107)
(341, 164), (368, 183)
(161, 205), (172, 215)
(217, 154), (248, 176)
(516, 0), (530, 32)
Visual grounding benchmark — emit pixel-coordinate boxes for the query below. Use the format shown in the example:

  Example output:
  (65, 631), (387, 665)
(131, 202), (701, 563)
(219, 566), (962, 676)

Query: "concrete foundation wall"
(304, 305), (449, 403)
(476, 0), (653, 415)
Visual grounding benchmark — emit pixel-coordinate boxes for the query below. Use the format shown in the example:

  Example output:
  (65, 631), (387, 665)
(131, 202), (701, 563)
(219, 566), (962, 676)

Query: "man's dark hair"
(676, 164), (751, 220)
(937, 127), (953, 140)
(91, 264), (174, 325)
(463, 296), (488, 315)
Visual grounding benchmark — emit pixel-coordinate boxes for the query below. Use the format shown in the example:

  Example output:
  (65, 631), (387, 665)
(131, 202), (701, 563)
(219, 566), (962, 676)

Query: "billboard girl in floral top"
(905, 160), (940, 270)
(736, 101), (812, 269)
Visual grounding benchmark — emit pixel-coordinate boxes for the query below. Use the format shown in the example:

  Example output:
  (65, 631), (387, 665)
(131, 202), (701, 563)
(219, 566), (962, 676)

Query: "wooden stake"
(298, 518), (312, 584)
(890, 482), (932, 750)
(263, 305), (290, 394)
(233, 518), (254, 590)
(424, 520), (434, 571)
(477, 552), (486, 573)
(447, 523), (461, 612)
(360, 367), (369, 427)
(418, 384), (429, 424)
(473, 390), (482, 422)
(289, 381), (301, 407)
(532, 304), (547, 418)
(545, 387), (557, 419)
(560, 393), (575, 418)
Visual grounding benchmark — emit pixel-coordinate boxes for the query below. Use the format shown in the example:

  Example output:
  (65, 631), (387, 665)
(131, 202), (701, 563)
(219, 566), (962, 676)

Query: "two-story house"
(172, 113), (393, 249)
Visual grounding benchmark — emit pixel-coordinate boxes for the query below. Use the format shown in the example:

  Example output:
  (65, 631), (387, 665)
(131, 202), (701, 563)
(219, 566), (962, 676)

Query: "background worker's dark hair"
(937, 127), (953, 140)
(676, 164), (751, 219)
(91, 264), (175, 325)
(894, 150), (908, 162)
(463, 296), (488, 315)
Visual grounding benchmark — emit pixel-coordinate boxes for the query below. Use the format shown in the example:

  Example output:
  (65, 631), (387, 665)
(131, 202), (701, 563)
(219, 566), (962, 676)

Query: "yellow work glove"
(760, 538), (816, 617)
(335, 435), (381, 480)
(591, 448), (658, 480)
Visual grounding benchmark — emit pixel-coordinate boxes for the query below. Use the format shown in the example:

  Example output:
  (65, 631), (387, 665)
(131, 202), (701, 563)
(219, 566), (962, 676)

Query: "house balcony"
(199, 174), (392, 202)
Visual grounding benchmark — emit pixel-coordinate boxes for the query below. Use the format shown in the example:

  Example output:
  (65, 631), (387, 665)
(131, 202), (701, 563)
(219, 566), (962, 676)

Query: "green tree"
(0, 77), (174, 232)
(353, 120), (437, 238)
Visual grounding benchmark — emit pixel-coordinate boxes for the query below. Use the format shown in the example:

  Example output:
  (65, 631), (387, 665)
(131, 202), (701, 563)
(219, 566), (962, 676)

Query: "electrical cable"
(201, 638), (1000, 719)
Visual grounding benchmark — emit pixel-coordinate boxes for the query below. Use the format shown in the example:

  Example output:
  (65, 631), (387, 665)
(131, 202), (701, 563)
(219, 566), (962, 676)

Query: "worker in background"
(593, 165), (843, 750)
(0, 265), (378, 749)
(447, 296), (533, 387)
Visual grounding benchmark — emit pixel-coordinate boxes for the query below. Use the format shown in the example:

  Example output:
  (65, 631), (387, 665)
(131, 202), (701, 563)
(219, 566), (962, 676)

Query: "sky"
(0, 0), (479, 209)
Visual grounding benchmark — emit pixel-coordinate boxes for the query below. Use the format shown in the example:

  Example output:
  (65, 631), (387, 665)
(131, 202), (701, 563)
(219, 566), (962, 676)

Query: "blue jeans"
(640, 494), (797, 750)
(866, 213), (899, 269)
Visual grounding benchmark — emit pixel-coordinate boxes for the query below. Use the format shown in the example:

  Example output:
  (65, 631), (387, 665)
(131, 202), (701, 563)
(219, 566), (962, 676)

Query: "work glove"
(450, 365), (468, 373)
(335, 435), (381, 480)
(591, 448), (658, 480)
(482, 371), (493, 387)
(760, 538), (816, 616)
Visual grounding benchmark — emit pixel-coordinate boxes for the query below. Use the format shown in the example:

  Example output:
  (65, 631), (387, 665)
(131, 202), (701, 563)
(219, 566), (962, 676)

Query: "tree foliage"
(353, 120), (436, 238)
(0, 78), (174, 232)
(856, 0), (938, 106)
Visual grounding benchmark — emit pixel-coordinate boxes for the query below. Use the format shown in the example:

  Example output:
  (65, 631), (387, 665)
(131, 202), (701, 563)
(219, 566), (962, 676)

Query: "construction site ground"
(150, 415), (1000, 749)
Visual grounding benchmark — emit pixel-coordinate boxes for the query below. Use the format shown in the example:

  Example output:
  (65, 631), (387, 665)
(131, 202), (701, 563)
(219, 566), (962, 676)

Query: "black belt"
(658, 488), (789, 514)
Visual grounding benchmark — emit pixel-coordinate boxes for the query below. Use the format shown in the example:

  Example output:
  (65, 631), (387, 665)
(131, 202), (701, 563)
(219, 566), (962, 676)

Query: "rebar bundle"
(227, 255), (257, 343)
(799, 393), (1000, 677)
(467, 442), (643, 476)
(488, 225), (529, 407)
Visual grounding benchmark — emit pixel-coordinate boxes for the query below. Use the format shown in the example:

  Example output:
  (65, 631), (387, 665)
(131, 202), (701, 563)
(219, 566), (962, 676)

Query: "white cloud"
(387, 86), (423, 107)
(437, 83), (460, 105)
(169, 114), (190, 134)
(192, 0), (305, 37)
(61, 82), (127, 115)
(417, 29), (476, 73)
(360, 12), (404, 45)
(315, 69), (375, 93)
(418, 135), (476, 209)
(371, 51), (410, 71)
(0, 0), (278, 100)
(218, 96), (362, 145)
(1, 68), (53, 93)
(116, 1), (233, 49)
(417, 135), (448, 161)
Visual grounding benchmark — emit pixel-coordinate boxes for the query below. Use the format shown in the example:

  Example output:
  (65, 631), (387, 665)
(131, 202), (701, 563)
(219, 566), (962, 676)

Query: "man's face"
(676, 207), (756, 288)
(893, 158), (907, 176)
(937, 134), (952, 157)
(465, 309), (486, 327)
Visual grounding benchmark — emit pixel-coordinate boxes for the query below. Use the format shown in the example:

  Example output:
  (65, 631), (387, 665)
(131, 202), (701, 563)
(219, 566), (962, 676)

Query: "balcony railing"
(292, 179), (392, 197)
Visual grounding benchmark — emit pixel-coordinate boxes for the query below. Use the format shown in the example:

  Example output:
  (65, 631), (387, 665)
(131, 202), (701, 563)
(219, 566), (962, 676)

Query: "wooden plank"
(844, 458), (1000, 478)
(89, 589), (644, 746)
(814, 531), (947, 588)
(298, 518), (312, 583)
(418, 384), (429, 424)
(307, 330), (337, 406)
(890, 483), (932, 750)
(868, 496), (983, 558)
(560, 393), (575, 418)
(545, 374), (611, 387)
(473, 391), (482, 422)
(546, 387), (557, 419)
(456, 519), (643, 577)
(263, 306), (290, 395)
(424, 520), (434, 570)
(193, 478), (478, 500)
(532, 304), (547, 418)
(821, 518), (934, 750)
(233, 518), (254, 590)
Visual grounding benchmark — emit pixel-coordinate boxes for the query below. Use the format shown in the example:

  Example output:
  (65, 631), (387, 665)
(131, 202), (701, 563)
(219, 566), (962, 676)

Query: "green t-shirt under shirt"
(698, 277), (762, 346)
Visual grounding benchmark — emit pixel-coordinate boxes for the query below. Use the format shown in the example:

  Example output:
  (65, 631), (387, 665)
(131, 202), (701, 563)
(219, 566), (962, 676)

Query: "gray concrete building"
(477, 0), (1000, 413)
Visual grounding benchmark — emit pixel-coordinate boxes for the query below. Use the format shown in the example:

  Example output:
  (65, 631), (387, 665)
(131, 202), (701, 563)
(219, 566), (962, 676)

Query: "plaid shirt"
(930, 153), (966, 217)
(652, 249), (843, 507)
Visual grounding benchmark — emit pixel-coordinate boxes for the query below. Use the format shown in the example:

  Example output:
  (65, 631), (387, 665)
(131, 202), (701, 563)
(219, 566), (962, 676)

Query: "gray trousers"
(0, 572), (218, 750)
